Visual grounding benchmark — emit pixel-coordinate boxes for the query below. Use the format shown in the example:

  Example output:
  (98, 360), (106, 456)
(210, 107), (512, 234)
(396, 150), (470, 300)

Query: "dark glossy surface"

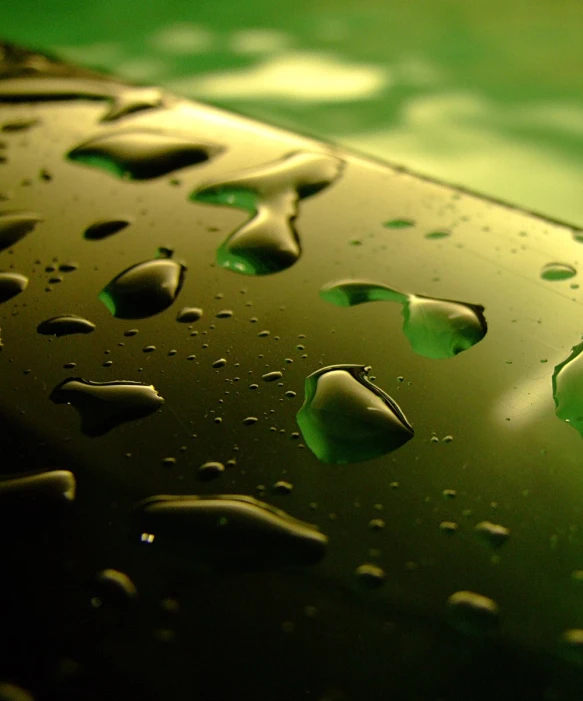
(2, 42), (583, 700)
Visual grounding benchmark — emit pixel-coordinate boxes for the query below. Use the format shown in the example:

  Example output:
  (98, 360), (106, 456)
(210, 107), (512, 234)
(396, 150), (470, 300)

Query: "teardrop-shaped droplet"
(135, 493), (328, 569)
(84, 218), (131, 240)
(0, 211), (42, 251)
(0, 272), (28, 303)
(0, 470), (76, 507)
(446, 590), (499, 635)
(541, 262), (577, 281)
(553, 340), (583, 437)
(37, 314), (96, 337)
(320, 279), (487, 359)
(192, 151), (343, 275)
(176, 306), (203, 323)
(296, 364), (413, 464)
(50, 378), (164, 437)
(68, 129), (221, 180)
(99, 257), (186, 319)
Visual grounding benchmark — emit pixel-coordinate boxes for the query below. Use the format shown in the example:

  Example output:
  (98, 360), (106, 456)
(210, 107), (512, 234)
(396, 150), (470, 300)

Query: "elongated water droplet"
(0, 272), (28, 303)
(134, 494), (328, 569)
(541, 262), (577, 281)
(262, 371), (282, 382)
(100, 257), (185, 319)
(296, 364), (413, 464)
(320, 279), (487, 359)
(474, 520), (510, 548)
(176, 306), (203, 322)
(192, 151), (343, 275)
(0, 469), (75, 507)
(84, 218), (131, 240)
(425, 230), (450, 240)
(68, 129), (220, 180)
(37, 314), (96, 337)
(446, 590), (499, 635)
(0, 211), (42, 251)
(552, 340), (583, 436)
(50, 378), (164, 437)
(383, 218), (414, 229)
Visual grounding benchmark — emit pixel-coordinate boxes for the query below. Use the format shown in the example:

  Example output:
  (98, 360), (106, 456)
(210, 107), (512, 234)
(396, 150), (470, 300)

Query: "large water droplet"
(0, 272), (28, 303)
(320, 280), (487, 359)
(296, 364), (413, 464)
(99, 257), (185, 319)
(84, 218), (131, 240)
(192, 151), (343, 275)
(552, 340), (583, 436)
(135, 494), (328, 569)
(0, 469), (76, 507)
(37, 314), (96, 337)
(0, 211), (42, 251)
(446, 590), (499, 635)
(50, 378), (164, 437)
(540, 262), (577, 281)
(68, 129), (221, 180)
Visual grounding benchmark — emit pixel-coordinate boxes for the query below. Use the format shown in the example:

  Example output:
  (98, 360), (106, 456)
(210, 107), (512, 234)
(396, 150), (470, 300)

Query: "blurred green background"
(2, 0), (582, 226)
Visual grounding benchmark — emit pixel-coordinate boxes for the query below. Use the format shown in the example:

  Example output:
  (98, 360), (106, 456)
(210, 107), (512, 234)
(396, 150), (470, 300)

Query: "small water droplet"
(50, 378), (164, 436)
(284, 390), (296, 398)
(84, 218), (131, 240)
(442, 489), (457, 498)
(0, 469), (75, 508)
(176, 306), (203, 323)
(425, 230), (450, 239)
(142, 345), (156, 353)
(100, 257), (185, 319)
(355, 563), (386, 588)
(446, 590), (499, 635)
(192, 151), (343, 275)
(1, 118), (38, 132)
(37, 314), (95, 337)
(124, 328), (139, 337)
(369, 518), (385, 530)
(0, 272), (28, 303)
(262, 371), (282, 382)
(197, 461), (225, 481)
(474, 520), (510, 548)
(440, 521), (458, 534)
(68, 129), (221, 180)
(559, 629), (583, 665)
(0, 211), (42, 251)
(296, 364), (413, 464)
(243, 416), (258, 425)
(272, 481), (293, 495)
(95, 569), (138, 606)
(383, 219), (414, 229)
(59, 261), (78, 273)
(212, 358), (227, 368)
(442, 435), (453, 443)
(135, 493), (327, 568)
(541, 262), (577, 281)
(216, 309), (233, 319)
(162, 457), (176, 467)
(320, 279), (487, 359)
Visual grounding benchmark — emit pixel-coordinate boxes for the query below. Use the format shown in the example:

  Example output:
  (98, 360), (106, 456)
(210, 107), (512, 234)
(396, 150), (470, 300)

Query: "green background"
(2, 0), (582, 225)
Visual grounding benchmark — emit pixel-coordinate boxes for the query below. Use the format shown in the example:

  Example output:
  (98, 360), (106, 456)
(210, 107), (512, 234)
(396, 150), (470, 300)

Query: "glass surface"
(2, 41), (583, 701)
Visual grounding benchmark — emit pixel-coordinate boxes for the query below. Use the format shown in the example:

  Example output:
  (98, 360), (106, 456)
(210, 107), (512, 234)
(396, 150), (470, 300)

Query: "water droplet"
(192, 151), (343, 275)
(134, 493), (328, 568)
(212, 358), (227, 368)
(446, 590), (499, 635)
(243, 416), (258, 426)
(383, 219), (414, 229)
(59, 261), (78, 273)
(369, 518), (385, 530)
(262, 371), (282, 382)
(162, 457), (176, 467)
(272, 481), (293, 495)
(355, 563), (386, 589)
(0, 469), (75, 507)
(176, 306), (203, 322)
(0, 272), (28, 303)
(84, 218), (131, 241)
(1, 118), (38, 132)
(440, 521), (458, 534)
(197, 461), (225, 481)
(100, 257), (185, 319)
(0, 211), (42, 251)
(559, 629), (583, 665)
(541, 262), (577, 281)
(284, 390), (296, 398)
(95, 569), (138, 606)
(320, 280), (487, 359)
(142, 345), (156, 353)
(552, 340), (583, 437)
(0, 683), (34, 701)
(474, 520), (510, 548)
(68, 129), (221, 180)
(216, 309), (233, 319)
(100, 87), (165, 122)
(296, 364), (413, 464)
(50, 378), (164, 437)
(425, 230), (450, 239)
(124, 328), (139, 337)
(37, 314), (95, 337)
